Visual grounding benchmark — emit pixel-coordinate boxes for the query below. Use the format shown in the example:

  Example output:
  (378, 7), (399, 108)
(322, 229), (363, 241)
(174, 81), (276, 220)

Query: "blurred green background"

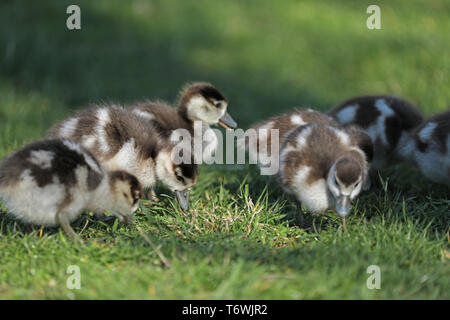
(1, 0), (449, 154)
(0, 0), (448, 299)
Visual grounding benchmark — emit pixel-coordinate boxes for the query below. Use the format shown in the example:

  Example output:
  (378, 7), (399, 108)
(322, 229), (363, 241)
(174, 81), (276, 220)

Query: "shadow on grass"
(0, 211), (114, 238)
(0, 0), (322, 129)
(0, 0), (447, 242)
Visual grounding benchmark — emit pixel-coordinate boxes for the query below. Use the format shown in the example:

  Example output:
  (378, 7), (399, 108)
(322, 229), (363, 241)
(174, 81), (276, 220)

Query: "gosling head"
(327, 156), (364, 219)
(155, 148), (198, 211)
(171, 162), (198, 211)
(178, 82), (237, 129)
(108, 170), (143, 224)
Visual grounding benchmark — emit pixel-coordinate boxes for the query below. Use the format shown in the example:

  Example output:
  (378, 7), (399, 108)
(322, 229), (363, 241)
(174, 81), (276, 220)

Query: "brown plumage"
(245, 109), (338, 162)
(128, 82), (235, 165)
(108, 170), (143, 204)
(130, 100), (193, 139)
(343, 125), (374, 163)
(47, 104), (198, 206)
(328, 95), (424, 171)
(48, 104), (164, 162)
(278, 123), (369, 229)
(245, 108), (372, 174)
(335, 157), (362, 186)
(411, 110), (450, 154)
(329, 95), (423, 131)
(251, 108), (337, 147)
(280, 124), (368, 187)
(0, 139), (143, 240)
(0, 139), (103, 191)
(399, 110), (450, 186)
(177, 82), (227, 123)
(129, 82), (230, 136)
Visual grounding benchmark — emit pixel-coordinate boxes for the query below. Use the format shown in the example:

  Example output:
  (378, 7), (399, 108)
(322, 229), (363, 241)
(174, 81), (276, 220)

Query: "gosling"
(0, 139), (142, 240)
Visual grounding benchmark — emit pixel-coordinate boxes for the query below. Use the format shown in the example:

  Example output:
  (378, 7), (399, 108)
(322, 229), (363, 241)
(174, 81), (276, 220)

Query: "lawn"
(0, 0), (448, 299)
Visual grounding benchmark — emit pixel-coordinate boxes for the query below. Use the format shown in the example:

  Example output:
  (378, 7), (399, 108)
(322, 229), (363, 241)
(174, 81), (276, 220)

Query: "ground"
(0, 0), (448, 299)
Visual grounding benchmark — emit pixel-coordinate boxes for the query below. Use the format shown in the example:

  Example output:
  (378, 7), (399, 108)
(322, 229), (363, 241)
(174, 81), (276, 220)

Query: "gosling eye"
(176, 173), (185, 184)
(214, 101), (222, 108)
(123, 192), (128, 198)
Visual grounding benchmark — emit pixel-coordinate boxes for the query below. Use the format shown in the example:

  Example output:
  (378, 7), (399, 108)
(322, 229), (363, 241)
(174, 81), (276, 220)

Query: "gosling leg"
(341, 217), (347, 233)
(146, 188), (159, 202)
(56, 211), (82, 243)
(294, 198), (307, 228)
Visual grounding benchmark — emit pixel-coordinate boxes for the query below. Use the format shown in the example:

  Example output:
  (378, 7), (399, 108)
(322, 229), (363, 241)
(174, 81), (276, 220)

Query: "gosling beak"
(218, 112), (237, 130)
(175, 189), (190, 211)
(336, 195), (351, 218)
(341, 217), (347, 233)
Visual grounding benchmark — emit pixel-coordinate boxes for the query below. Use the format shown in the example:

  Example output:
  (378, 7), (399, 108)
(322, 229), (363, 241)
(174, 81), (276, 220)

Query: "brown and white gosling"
(47, 104), (197, 210)
(278, 124), (371, 231)
(328, 95), (423, 172)
(128, 82), (237, 163)
(244, 109), (372, 178)
(398, 110), (450, 186)
(0, 139), (142, 240)
(247, 108), (338, 156)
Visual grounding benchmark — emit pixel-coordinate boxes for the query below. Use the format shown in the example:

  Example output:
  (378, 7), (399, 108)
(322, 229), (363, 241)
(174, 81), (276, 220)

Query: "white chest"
(291, 166), (333, 213)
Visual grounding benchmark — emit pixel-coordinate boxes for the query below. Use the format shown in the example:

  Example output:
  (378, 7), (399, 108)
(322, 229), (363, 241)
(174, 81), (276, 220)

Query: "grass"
(0, 0), (449, 299)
